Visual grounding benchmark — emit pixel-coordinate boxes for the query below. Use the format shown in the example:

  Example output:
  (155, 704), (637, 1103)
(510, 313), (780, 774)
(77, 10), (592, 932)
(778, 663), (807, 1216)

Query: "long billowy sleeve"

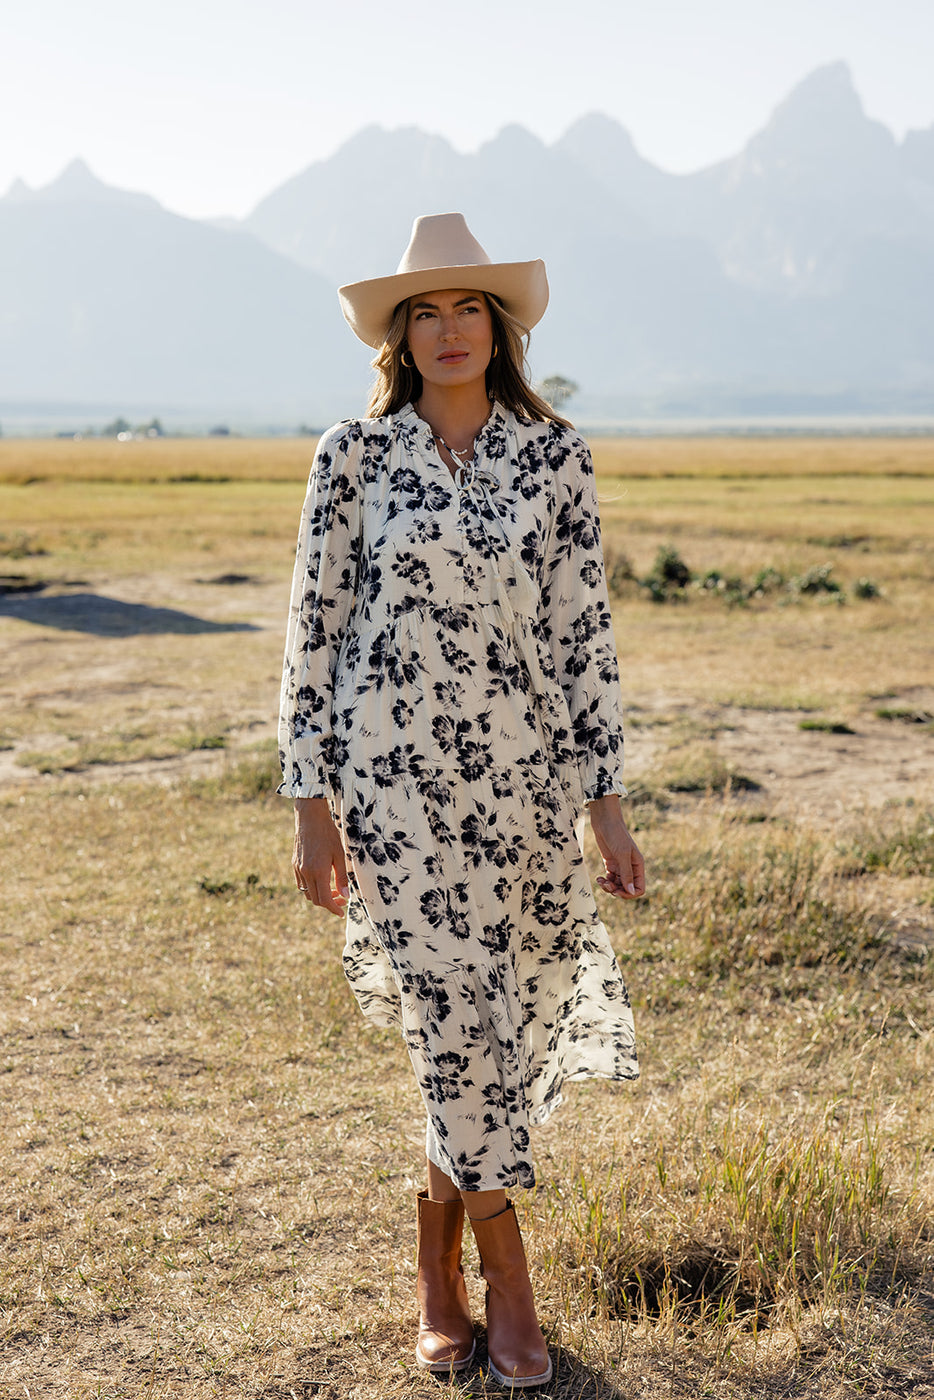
(278, 421), (363, 799)
(541, 430), (627, 802)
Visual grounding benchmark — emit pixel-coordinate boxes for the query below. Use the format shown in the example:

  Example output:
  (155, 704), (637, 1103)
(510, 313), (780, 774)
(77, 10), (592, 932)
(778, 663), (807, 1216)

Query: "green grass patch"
(798, 718), (855, 734)
(875, 705), (933, 724)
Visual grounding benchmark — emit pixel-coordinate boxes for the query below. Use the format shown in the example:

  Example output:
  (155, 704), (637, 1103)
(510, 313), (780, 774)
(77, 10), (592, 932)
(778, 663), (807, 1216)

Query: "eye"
(414, 309), (435, 321)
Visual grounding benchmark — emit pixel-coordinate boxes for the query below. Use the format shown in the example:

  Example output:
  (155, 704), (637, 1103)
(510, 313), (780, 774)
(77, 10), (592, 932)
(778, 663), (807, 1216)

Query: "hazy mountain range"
(2, 61), (933, 427)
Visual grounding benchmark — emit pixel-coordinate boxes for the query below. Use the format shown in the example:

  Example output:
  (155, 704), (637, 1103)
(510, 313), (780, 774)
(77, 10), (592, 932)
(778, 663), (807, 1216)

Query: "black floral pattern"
(279, 403), (638, 1190)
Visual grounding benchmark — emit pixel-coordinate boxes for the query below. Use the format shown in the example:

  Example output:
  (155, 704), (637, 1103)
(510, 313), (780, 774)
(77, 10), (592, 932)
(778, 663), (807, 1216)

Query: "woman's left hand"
(588, 795), (645, 900)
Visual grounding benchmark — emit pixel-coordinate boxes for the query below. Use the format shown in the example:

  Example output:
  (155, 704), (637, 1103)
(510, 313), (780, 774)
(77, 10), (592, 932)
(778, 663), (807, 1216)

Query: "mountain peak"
(763, 61), (873, 140)
(783, 60), (861, 108)
(26, 159), (162, 210)
(556, 111), (659, 174)
(3, 177), (33, 202)
(335, 123), (456, 162)
(480, 123), (545, 156)
(54, 157), (102, 189)
(743, 60), (895, 176)
(561, 111), (637, 148)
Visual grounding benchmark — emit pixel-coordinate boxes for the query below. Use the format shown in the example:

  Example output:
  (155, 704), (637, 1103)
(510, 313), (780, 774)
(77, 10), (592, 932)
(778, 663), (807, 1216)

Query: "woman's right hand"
(293, 797), (349, 915)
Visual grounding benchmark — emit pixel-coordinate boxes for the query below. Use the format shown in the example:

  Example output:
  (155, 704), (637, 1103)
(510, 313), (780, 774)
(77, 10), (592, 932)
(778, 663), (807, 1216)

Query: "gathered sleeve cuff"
(277, 421), (363, 799)
(540, 429), (628, 804)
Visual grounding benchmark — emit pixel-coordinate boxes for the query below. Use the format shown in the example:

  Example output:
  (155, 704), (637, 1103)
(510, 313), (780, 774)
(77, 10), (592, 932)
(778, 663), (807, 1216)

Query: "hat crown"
(338, 210), (548, 347)
(396, 212), (492, 276)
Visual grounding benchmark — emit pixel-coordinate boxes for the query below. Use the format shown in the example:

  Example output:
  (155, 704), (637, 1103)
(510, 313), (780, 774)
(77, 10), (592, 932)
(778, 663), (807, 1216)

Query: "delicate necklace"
(432, 432), (475, 467)
(414, 400), (490, 470)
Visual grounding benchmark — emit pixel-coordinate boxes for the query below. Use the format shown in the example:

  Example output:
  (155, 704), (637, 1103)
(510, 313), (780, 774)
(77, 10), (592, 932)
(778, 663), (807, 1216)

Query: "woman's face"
(405, 288), (494, 392)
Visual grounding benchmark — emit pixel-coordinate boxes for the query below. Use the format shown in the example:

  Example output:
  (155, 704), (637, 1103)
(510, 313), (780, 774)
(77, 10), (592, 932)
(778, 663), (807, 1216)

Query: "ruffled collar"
(395, 400), (509, 459)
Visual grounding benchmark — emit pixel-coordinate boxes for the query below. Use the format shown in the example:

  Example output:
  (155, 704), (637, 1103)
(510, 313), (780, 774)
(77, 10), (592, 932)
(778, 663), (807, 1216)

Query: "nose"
(438, 311), (460, 339)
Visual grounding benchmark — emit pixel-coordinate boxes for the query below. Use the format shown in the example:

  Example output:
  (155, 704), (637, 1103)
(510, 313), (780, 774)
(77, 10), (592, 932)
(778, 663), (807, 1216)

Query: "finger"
(615, 851), (637, 896)
(611, 844), (643, 898)
(597, 867), (642, 900)
(628, 847), (646, 896)
(602, 856), (631, 893)
(294, 865), (338, 912)
(308, 873), (347, 916)
(327, 873), (349, 910)
(332, 849), (350, 901)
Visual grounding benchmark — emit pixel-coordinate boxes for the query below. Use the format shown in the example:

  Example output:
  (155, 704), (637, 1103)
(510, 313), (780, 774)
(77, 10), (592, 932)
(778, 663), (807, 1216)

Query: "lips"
(437, 351), (468, 363)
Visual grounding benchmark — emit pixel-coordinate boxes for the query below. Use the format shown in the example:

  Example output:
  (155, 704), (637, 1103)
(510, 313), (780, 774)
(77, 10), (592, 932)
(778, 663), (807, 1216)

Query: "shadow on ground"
(0, 591), (260, 637)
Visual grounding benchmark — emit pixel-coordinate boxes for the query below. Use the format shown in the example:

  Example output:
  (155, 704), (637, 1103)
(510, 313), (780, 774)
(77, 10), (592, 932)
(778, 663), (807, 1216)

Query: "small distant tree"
(102, 416), (132, 437)
(208, 425), (231, 437)
(139, 417), (165, 437)
(539, 375), (579, 412)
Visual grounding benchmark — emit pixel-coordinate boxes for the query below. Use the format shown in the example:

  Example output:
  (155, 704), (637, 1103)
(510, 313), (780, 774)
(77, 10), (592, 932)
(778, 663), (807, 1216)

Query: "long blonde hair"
(365, 293), (571, 427)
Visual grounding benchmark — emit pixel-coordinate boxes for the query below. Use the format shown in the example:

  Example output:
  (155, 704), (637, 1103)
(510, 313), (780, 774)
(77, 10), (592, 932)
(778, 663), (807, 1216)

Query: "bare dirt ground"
(3, 648), (931, 824)
(3, 558), (932, 851)
(638, 688), (934, 821)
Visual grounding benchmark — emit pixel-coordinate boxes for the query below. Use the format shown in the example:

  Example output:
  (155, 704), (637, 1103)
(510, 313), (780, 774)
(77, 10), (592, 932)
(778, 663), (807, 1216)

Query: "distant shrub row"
(607, 545), (882, 606)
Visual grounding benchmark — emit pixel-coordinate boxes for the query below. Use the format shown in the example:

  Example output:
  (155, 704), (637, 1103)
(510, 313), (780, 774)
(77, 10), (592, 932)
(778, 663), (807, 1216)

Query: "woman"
(279, 213), (644, 1388)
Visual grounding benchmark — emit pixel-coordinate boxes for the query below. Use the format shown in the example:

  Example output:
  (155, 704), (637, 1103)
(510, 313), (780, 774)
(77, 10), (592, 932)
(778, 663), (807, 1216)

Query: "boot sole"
(415, 1340), (476, 1373)
(487, 1355), (553, 1388)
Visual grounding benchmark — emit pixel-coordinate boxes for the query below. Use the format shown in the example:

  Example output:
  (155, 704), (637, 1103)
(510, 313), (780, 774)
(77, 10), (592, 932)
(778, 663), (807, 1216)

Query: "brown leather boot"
(415, 1190), (476, 1373)
(469, 1202), (552, 1388)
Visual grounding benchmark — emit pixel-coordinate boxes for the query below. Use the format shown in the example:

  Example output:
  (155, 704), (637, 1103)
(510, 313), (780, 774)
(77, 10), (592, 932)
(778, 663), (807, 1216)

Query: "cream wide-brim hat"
(338, 212), (549, 349)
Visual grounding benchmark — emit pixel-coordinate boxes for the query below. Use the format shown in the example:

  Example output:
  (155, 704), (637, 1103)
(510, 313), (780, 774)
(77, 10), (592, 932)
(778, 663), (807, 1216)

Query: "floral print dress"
(279, 403), (638, 1190)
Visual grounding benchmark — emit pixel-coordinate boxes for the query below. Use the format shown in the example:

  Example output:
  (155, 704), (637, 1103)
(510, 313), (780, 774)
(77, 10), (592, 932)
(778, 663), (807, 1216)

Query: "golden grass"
(2, 432), (933, 485)
(1, 775), (931, 1398)
(1, 436), (933, 1397)
(590, 435), (934, 480)
(0, 435), (318, 485)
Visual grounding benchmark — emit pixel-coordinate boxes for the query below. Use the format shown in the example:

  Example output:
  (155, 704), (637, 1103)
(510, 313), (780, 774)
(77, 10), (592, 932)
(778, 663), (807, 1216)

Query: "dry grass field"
(1, 434), (933, 1399)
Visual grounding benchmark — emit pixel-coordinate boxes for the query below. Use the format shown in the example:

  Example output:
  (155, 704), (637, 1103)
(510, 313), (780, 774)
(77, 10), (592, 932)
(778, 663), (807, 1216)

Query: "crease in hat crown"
(338, 212), (549, 349)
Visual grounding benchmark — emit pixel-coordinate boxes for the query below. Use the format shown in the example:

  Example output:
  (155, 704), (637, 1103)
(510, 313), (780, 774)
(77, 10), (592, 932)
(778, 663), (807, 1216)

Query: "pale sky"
(2, 0), (933, 220)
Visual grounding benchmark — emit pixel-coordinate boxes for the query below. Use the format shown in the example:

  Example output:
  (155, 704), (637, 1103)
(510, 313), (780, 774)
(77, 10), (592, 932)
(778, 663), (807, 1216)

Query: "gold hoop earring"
(401, 351), (414, 369)
(492, 344), (498, 358)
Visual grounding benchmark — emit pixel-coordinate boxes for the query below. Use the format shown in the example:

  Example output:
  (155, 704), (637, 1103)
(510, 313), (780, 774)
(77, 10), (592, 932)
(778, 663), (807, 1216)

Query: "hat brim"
(338, 259), (549, 348)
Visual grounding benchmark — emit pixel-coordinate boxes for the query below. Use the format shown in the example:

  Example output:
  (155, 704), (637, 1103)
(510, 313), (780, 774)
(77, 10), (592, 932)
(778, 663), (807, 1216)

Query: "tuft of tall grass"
(629, 832), (888, 977)
(646, 741), (760, 797)
(0, 530), (48, 558)
(544, 1114), (920, 1334)
(188, 740), (282, 802)
(831, 807), (934, 879)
